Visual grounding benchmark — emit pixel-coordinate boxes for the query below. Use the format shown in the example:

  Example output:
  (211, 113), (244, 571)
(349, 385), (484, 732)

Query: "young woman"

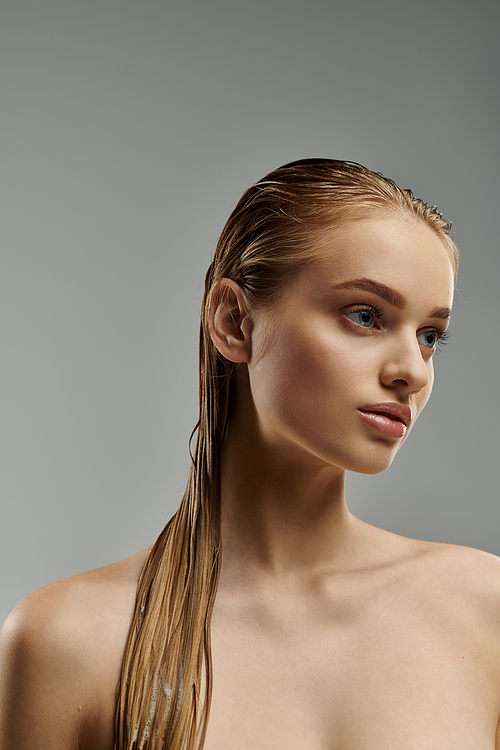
(1, 159), (500, 750)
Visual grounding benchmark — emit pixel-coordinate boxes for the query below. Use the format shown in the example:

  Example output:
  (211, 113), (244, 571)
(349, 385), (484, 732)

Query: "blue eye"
(417, 330), (438, 348)
(346, 309), (375, 327)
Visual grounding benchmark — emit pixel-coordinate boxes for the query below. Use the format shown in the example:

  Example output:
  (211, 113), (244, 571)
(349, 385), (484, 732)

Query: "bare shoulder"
(361, 519), (500, 601)
(412, 540), (500, 648)
(416, 540), (500, 601)
(0, 547), (150, 750)
(368, 522), (500, 632)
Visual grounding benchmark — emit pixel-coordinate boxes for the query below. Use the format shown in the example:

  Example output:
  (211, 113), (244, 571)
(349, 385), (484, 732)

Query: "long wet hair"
(114, 159), (458, 749)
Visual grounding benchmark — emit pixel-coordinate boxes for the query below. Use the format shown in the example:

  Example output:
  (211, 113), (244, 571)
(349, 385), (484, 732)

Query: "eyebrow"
(329, 278), (406, 309)
(428, 307), (452, 320)
(329, 278), (451, 319)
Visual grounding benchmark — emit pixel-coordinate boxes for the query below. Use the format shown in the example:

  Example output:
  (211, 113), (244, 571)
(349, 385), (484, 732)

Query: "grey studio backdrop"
(1, 0), (499, 626)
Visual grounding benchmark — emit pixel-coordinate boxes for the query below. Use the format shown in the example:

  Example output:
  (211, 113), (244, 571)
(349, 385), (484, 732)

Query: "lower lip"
(358, 410), (407, 439)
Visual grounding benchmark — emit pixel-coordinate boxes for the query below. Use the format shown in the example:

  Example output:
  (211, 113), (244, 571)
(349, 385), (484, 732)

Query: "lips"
(357, 403), (412, 439)
(358, 403), (412, 425)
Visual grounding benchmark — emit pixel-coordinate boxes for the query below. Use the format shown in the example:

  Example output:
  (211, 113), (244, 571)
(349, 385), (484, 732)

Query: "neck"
(219, 401), (363, 587)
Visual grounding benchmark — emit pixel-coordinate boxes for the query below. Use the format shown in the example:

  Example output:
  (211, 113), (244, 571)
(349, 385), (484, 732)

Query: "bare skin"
(0, 547), (150, 750)
(1, 215), (500, 749)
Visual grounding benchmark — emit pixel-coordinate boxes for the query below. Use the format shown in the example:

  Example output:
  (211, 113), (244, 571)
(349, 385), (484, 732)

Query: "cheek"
(251, 323), (358, 418)
(411, 363), (435, 425)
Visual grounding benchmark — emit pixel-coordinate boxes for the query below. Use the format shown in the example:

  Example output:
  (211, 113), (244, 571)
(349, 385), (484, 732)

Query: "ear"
(209, 278), (253, 363)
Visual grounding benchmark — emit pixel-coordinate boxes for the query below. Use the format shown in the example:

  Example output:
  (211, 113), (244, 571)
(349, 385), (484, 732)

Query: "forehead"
(298, 215), (455, 310)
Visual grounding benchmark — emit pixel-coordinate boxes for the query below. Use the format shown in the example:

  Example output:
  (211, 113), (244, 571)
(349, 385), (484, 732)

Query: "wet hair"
(114, 159), (458, 749)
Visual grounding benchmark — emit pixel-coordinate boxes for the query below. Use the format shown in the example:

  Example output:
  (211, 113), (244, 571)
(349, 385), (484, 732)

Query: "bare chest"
(203, 588), (500, 750)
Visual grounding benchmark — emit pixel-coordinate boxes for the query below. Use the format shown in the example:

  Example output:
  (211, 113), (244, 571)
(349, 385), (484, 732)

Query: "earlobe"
(209, 279), (252, 363)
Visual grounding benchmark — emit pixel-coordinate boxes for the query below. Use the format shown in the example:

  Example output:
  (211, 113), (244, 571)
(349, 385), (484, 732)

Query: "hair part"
(114, 158), (458, 750)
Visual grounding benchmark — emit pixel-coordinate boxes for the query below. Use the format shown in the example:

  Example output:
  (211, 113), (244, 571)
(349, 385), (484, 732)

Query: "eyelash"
(347, 304), (384, 322)
(344, 305), (451, 352)
(433, 328), (451, 351)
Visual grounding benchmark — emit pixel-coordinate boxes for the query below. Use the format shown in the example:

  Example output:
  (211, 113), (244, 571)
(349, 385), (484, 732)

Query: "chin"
(354, 462), (394, 476)
(343, 449), (399, 476)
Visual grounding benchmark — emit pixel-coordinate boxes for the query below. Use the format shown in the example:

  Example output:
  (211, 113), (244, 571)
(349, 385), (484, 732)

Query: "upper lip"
(358, 402), (412, 426)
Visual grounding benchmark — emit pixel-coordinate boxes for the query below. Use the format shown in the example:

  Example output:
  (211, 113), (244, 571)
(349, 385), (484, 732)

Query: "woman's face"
(245, 214), (455, 475)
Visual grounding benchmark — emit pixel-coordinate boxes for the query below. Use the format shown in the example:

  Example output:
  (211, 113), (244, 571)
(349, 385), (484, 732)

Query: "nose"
(379, 333), (431, 395)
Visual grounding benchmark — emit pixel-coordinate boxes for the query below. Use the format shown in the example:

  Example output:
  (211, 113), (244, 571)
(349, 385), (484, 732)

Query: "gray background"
(1, 0), (499, 626)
